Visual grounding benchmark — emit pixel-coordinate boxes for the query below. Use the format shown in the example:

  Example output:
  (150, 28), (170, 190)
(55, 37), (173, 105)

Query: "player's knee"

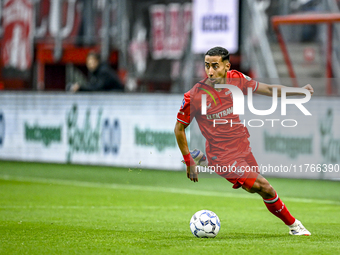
(242, 186), (256, 193)
(258, 181), (275, 198)
(249, 176), (275, 198)
(261, 183), (274, 195)
(243, 181), (261, 193)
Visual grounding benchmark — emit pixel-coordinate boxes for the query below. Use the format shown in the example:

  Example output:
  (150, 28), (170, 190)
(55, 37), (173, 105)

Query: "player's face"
(204, 55), (230, 85)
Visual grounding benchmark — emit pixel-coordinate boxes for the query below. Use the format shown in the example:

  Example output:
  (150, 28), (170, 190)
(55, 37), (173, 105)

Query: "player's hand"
(303, 84), (314, 96)
(187, 165), (198, 182)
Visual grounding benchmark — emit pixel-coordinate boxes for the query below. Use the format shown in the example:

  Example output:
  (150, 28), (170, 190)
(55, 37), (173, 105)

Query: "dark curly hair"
(205, 47), (230, 62)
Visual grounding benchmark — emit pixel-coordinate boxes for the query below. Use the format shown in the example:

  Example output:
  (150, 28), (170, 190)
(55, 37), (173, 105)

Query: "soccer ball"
(189, 210), (220, 238)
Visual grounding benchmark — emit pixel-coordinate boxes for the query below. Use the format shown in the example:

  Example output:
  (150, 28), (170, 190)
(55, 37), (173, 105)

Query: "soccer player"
(174, 46), (313, 236)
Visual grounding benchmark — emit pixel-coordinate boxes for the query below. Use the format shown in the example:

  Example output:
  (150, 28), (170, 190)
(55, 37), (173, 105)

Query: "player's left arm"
(255, 83), (314, 97)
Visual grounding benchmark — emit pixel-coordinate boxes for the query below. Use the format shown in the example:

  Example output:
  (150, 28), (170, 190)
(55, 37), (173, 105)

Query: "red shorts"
(210, 152), (259, 190)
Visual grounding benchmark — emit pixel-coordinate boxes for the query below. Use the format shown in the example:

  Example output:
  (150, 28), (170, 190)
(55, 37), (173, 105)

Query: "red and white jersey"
(177, 70), (259, 161)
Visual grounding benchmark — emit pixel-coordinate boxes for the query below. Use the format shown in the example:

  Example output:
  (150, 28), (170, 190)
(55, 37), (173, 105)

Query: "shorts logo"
(231, 161), (245, 177)
(234, 166), (245, 177)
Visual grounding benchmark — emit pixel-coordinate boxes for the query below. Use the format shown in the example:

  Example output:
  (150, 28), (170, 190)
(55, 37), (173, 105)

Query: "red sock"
(263, 192), (295, 225)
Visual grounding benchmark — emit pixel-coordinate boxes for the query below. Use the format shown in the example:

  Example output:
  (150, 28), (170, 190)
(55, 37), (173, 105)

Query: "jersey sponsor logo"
(206, 107), (233, 120)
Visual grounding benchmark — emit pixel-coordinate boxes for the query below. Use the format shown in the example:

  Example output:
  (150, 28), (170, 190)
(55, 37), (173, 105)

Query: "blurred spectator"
(70, 51), (124, 92)
(297, 0), (320, 42)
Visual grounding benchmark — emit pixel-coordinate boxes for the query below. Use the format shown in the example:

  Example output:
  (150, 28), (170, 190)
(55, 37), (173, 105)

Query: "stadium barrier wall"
(0, 93), (184, 170)
(246, 97), (340, 180)
(0, 93), (339, 180)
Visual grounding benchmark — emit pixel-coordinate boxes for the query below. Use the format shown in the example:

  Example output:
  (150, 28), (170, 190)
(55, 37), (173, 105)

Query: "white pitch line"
(0, 175), (339, 206)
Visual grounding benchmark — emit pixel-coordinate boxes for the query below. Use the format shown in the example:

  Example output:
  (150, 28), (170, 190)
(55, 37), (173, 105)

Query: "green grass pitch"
(0, 161), (339, 254)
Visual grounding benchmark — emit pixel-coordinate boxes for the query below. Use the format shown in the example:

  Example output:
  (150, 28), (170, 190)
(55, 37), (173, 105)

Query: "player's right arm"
(174, 92), (198, 182)
(174, 121), (190, 156)
(174, 121), (198, 182)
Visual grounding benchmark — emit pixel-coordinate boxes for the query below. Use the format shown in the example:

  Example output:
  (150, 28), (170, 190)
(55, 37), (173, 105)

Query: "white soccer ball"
(190, 210), (221, 238)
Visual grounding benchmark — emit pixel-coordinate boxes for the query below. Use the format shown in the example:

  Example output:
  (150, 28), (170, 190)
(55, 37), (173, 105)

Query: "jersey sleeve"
(231, 71), (258, 95)
(177, 91), (192, 126)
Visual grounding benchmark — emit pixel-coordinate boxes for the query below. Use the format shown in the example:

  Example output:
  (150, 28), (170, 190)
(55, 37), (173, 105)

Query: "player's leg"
(242, 174), (275, 198)
(241, 153), (311, 235)
(243, 175), (311, 235)
(243, 153), (295, 222)
(244, 176), (286, 216)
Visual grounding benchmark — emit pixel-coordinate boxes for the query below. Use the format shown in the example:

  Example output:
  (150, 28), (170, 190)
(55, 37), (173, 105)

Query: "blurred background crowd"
(0, 0), (339, 95)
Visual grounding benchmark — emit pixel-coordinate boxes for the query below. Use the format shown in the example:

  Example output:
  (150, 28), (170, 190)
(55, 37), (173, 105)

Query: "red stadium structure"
(272, 13), (340, 95)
